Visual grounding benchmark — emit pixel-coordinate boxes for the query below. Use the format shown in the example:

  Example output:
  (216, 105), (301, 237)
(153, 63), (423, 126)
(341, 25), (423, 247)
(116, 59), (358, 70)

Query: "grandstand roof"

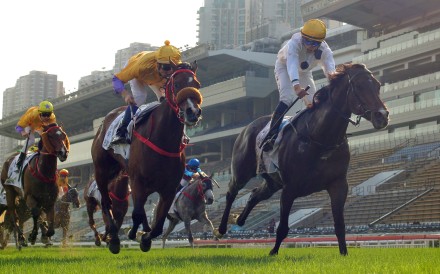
(302, 0), (440, 33)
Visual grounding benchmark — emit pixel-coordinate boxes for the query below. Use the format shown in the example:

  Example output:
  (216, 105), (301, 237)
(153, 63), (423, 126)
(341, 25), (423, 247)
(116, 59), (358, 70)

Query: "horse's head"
(166, 61), (203, 126)
(330, 63), (389, 129)
(200, 175), (214, 205)
(63, 184), (80, 208)
(40, 123), (70, 162)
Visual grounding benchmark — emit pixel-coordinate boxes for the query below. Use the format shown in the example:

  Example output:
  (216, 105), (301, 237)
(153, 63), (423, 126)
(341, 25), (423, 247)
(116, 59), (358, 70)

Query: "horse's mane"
(177, 62), (193, 70)
(313, 63), (368, 104)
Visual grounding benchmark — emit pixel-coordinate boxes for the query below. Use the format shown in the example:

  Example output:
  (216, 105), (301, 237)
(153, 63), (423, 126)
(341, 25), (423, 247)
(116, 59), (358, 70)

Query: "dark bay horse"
(1, 123), (70, 249)
(51, 184), (80, 247)
(215, 63), (389, 256)
(84, 175), (130, 246)
(162, 175), (216, 248)
(91, 62), (202, 253)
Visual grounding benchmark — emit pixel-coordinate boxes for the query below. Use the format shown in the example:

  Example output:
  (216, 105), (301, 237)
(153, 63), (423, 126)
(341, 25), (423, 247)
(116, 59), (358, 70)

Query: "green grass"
(0, 246), (440, 274)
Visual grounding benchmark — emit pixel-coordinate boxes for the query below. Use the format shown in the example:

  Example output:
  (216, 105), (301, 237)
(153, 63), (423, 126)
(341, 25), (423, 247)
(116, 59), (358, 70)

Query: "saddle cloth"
(86, 180), (102, 205)
(102, 102), (160, 159)
(4, 152), (39, 196)
(255, 117), (293, 174)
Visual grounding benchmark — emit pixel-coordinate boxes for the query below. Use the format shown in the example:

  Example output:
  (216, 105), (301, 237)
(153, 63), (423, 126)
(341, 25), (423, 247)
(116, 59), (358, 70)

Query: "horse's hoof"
(140, 239), (152, 252)
(213, 229), (223, 239)
(46, 229), (55, 237)
(228, 214), (239, 224)
(127, 229), (136, 240)
(108, 238), (120, 254)
(95, 239), (101, 246)
(269, 249), (278, 256)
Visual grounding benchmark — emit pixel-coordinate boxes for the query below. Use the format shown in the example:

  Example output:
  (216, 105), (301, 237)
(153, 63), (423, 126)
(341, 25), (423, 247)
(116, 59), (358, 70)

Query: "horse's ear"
(191, 60), (198, 74)
(74, 183), (78, 189)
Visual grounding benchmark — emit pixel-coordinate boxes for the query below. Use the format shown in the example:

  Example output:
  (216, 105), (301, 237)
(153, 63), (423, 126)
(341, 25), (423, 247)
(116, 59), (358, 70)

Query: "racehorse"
(162, 174), (216, 248)
(1, 123), (69, 249)
(91, 62), (202, 253)
(215, 63), (389, 256)
(84, 175), (130, 247)
(51, 184), (80, 247)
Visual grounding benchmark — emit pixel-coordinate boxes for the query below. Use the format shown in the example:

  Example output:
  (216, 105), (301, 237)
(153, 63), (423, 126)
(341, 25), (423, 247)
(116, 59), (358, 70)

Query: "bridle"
(182, 177), (212, 202)
(165, 68), (200, 123)
(132, 68), (200, 158)
(328, 68), (379, 126)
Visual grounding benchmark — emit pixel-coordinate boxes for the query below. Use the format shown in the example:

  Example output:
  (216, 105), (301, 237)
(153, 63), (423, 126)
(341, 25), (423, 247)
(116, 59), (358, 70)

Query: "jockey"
(262, 19), (336, 152)
(57, 169), (70, 198)
(111, 40), (182, 145)
(15, 100), (57, 170)
(176, 158), (205, 192)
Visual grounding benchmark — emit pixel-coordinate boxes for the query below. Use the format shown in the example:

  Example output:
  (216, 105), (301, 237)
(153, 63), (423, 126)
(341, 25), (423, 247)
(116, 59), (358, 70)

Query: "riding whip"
(259, 85), (310, 148)
(18, 136), (30, 181)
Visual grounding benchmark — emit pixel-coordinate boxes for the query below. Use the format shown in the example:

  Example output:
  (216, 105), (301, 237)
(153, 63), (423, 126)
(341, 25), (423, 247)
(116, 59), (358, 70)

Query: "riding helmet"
(301, 19), (327, 42)
(187, 158), (200, 169)
(59, 169), (69, 176)
(38, 100), (54, 113)
(156, 40), (181, 64)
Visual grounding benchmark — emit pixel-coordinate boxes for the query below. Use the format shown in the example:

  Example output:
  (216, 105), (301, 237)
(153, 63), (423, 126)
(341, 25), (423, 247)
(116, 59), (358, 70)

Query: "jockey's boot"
(262, 102), (289, 152)
(110, 114), (131, 145)
(15, 152), (26, 172)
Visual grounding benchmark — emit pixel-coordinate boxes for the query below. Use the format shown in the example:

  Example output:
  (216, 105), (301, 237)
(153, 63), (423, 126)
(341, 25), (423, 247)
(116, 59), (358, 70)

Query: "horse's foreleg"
(129, 192), (148, 241)
(237, 180), (281, 226)
(270, 189), (295, 256)
(183, 220), (194, 248)
(29, 207), (41, 245)
(162, 216), (178, 249)
(141, 194), (173, 252)
(328, 180), (348, 256)
(198, 212), (217, 240)
(45, 207), (55, 238)
(87, 204), (102, 246)
(61, 226), (68, 247)
(217, 178), (241, 236)
(101, 192), (120, 254)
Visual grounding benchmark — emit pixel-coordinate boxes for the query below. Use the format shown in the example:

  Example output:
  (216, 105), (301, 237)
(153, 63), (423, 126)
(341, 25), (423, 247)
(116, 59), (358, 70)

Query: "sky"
(0, 0), (204, 116)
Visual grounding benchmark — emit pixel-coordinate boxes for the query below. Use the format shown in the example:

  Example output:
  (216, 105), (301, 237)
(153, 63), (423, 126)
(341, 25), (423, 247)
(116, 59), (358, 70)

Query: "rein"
(182, 181), (205, 202)
(28, 157), (58, 183)
(109, 191), (130, 202)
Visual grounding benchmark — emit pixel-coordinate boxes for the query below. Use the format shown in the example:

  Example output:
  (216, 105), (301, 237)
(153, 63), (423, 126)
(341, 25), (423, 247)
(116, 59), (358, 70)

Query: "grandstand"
(1, 0), (440, 241)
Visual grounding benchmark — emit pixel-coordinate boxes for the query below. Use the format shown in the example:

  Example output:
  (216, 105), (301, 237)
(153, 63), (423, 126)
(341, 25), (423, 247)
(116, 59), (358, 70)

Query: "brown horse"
(51, 184), (80, 247)
(1, 123), (69, 249)
(91, 62), (202, 253)
(84, 175), (130, 247)
(162, 175), (216, 248)
(215, 63), (389, 256)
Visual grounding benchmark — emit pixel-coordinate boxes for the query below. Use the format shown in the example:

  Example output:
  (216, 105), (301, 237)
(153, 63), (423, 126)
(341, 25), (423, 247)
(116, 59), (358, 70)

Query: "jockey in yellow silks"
(15, 100), (56, 170)
(111, 40), (182, 145)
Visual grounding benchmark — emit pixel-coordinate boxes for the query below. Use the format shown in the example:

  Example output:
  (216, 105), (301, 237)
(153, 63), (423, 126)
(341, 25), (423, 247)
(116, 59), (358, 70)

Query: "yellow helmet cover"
(156, 40), (181, 64)
(301, 19), (327, 42)
(38, 100), (54, 113)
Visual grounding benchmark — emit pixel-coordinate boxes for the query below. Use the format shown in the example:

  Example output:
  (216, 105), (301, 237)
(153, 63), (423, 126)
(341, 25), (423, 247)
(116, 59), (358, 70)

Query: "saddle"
(256, 109), (309, 174)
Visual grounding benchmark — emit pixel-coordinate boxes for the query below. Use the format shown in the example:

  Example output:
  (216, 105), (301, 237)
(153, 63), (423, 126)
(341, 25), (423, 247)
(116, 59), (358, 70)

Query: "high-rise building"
(113, 42), (158, 73)
(197, 0), (305, 50)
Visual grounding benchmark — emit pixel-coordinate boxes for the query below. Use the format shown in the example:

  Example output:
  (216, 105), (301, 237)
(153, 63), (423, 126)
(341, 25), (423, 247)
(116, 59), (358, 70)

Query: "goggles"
(302, 37), (321, 48)
(40, 112), (52, 118)
(160, 64), (172, 71)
